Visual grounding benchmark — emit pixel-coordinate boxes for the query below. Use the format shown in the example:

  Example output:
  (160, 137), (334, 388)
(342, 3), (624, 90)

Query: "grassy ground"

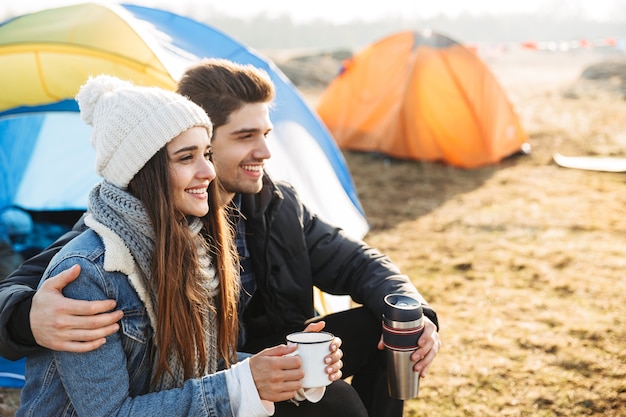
(2, 49), (625, 416)
(338, 50), (626, 416)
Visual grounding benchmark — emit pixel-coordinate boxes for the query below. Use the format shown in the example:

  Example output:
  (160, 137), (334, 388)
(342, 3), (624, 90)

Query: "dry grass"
(338, 50), (626, 416)
(2, 49), (626, 416)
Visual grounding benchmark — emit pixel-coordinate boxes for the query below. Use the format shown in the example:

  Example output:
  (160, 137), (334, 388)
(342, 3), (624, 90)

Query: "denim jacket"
(16, 224), (271, 417)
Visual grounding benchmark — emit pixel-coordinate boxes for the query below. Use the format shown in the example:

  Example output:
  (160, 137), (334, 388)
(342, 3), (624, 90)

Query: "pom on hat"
(75, 75), (213, 189)
(77, 75), (133, 126)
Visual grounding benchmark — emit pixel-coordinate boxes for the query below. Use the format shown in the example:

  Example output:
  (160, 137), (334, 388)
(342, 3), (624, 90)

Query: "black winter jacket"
(0, 225), (84, 359)
(0, 176), (437, 359)
(238, 176), (437, 351)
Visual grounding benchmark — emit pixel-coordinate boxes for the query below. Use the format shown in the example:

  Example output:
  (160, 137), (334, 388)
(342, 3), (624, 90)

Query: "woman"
(16, 75), (323, 416)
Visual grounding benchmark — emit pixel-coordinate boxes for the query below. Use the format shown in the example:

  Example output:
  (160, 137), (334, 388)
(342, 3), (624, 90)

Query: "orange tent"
(317, 30), (528, 168)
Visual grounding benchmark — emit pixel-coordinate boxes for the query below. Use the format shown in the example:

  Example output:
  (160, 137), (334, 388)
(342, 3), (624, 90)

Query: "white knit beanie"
(76, 74), (212, 189)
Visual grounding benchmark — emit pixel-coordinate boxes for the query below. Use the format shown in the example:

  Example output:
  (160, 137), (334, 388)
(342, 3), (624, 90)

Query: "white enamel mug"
(286, 331), (334, 389)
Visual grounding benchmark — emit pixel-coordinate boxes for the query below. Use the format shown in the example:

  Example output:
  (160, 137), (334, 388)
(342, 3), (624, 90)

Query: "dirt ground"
(300, 47), (626, 416)
(2, 47), (625, 416)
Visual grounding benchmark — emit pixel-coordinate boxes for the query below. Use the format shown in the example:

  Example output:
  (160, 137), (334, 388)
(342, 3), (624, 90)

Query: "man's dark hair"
(177, 58), (275, 129)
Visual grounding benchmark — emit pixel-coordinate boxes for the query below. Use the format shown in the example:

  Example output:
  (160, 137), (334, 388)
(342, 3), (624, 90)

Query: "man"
(0, 59), (440, 416)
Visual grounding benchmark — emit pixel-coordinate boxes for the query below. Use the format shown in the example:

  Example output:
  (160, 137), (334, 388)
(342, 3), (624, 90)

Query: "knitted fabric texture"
(88, 181), (220, 389)
(76, 74), (212, 189)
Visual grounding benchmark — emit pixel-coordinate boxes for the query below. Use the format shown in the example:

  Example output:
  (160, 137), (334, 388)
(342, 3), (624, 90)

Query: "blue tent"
(0, 357), (25, 388)
(0, 2), (368, 238)
(0, 2), (367, 388)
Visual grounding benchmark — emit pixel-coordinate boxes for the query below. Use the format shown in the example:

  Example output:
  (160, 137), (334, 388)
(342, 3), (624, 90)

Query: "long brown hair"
(128, 148), (239, 382)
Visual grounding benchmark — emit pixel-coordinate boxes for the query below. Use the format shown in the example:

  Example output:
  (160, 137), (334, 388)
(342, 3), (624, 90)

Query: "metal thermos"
(382, 294), (425, 400)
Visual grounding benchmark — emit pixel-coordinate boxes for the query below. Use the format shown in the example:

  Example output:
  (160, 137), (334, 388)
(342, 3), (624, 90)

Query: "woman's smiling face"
(166, 126), (215, 217)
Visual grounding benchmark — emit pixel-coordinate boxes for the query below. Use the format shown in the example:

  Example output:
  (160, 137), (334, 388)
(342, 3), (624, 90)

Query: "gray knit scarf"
(88, 181), (219, 390)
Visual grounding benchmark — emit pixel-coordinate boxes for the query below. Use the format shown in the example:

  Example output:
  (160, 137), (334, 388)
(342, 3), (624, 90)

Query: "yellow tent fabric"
(0, 3), (177, 113)
(317, 30), (528, 168)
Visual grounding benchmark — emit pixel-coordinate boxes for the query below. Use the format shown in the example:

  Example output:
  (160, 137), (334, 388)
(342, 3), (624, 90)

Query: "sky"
(3, 0), (624, 24)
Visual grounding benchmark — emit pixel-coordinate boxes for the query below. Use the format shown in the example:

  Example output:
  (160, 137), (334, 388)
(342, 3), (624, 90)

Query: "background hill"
(204, 13), (626, 51)
(3, 5), (626, 51)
